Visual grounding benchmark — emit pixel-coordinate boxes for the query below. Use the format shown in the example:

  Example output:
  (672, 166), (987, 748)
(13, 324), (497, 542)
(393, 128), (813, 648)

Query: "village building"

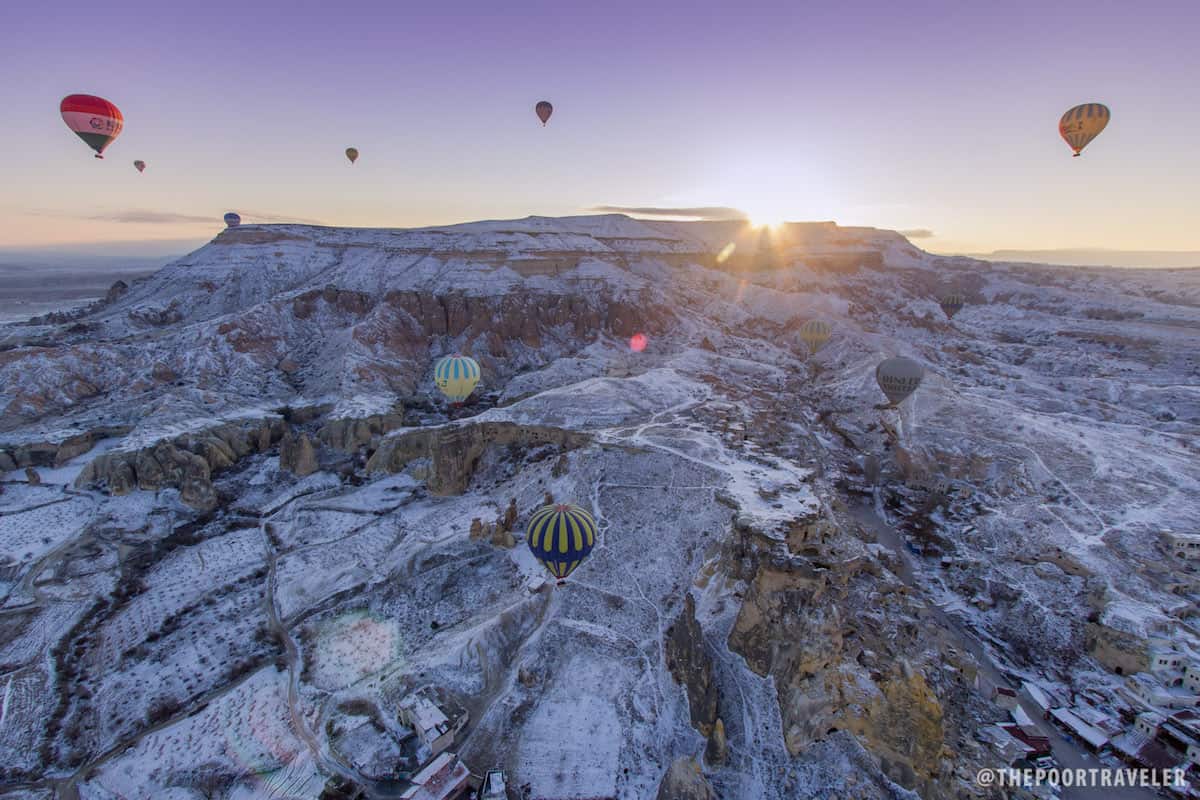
(398, 692), (469, 760)
(1049, 707), (1109, 752)
(1120, 673), (1200, 710)
(1110, 731), (1180, 773)
(1166, 532), (1200, 561)
(1021, 681), (1069, 716)
(1074, 704), (1123, 736)
(1184, 664), (1200, 694)
(979, 725), (1034, 765)
(1156, 718), (1200, 762)
(997, 724), (1053, 758)
(1150, 647), (1188, 674)
(1137, 710), (1167, 738)
(993, 686), (1019, 710)
(398, 752), (472, 800)
(481, 770), (508, 799)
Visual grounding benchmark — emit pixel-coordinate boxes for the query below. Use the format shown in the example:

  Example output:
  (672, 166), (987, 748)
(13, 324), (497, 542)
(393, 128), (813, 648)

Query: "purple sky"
(3, 0), (1198, 253)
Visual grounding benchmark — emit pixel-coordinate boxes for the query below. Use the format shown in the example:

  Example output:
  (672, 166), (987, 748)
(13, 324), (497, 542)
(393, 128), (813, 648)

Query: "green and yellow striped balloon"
(527, 503), (597, 582)
(433, 354), (481, 403)
(800, 319), (831, 353)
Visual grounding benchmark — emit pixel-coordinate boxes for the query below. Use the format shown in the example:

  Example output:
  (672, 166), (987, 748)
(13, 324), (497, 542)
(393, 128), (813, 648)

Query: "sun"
(742, 201), (790, 230)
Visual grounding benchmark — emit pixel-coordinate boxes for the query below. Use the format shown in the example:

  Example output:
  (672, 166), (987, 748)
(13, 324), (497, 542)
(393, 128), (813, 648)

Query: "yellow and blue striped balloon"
(433, 354), (481, 403)
(799, 319), (831, 353)
(527, 503), (597, 582)
(939, 293), (965, 319)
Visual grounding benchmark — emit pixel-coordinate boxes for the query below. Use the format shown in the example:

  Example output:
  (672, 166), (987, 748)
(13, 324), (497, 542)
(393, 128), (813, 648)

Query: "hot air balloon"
(629, 333), (647, 352)
(800, 320), (831, 353)
(433, 354), (481, 403)
(527, 503), (596, 583)
(1059, 103), (1110, 157)
(535, 101), (553, 126)
(60, 94), (123, 159)
(939, 293), (964, 320)
(875, 357), (924, 406)
(133, 160), (146, 173)
(224, 212), (241, 228)
(345, 147), (359, 164)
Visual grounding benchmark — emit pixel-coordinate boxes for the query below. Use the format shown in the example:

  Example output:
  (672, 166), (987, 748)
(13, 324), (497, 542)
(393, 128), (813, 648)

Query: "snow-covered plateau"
(1, 214), (1198, 799)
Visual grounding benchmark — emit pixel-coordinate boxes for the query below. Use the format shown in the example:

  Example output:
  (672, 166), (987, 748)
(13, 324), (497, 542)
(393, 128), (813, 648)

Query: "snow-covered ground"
(1, 214), (1197, 799)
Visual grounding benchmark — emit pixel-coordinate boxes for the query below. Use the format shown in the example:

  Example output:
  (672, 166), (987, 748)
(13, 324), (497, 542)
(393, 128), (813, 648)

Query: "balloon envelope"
(876, 357), (924, 405)
(629, 333), (647, 352)
(224, 212), (241, 227)
(527, 503), (596, 581)
(345, 147), (359, 164)
(133, 160), (146, 173)
(939, 293), (964, 319)
(61, 94), (123, 159)
(1059, 103), (1109, 156)
(433, 354), (481, 402)
(535, 101), (553, 125)
(800, 320), (831, 353)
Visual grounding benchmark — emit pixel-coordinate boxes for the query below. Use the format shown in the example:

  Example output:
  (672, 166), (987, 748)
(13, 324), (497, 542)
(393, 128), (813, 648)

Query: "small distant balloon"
(224, 212), (241, 228)
(875, 357), (925, 406)
(535, 101), (553, 126)
(1059, 103), (1109, 157)
(345, 147), (359, 164)
(939, 293), (965, 320)
(629, 333), (647, 352)
(60, 94), (123, 159)
(799, 320), (831, 354)
(133, 160), (146, 173)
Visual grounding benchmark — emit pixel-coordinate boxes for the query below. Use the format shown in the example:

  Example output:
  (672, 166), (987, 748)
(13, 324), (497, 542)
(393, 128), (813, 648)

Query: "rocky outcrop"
(725, 511), (974, 799)
(1085, 622), (1149, 675)
(365, 421), (590, 495)
(75, 417), (286, 509)
(704, 718), (726, 765)
(655, 758), (716, 800)
(317, 412), (405, 452)
(664, 594), (719, 737)
(280, 431), (318, 477)
(0, 426), (132, 471)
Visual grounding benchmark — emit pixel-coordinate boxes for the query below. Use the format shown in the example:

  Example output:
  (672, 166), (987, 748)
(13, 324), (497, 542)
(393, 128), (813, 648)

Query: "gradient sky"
(3, 0), (1198, 254)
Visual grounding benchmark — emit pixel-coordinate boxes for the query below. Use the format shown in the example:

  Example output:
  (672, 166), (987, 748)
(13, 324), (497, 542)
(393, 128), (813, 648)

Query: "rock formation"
(280, 431), (318, 477)
(366, 421), (589, 495)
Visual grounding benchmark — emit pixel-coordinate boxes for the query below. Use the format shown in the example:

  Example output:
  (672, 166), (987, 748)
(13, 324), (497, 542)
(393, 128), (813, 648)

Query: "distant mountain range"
(962, 248), (1200, 268)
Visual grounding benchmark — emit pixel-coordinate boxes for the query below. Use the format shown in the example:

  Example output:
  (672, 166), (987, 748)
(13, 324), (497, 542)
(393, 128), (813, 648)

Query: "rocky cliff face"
(74, 417), (285, 509)
(723, 510), (974, 798)
(365, 420), (590, 494)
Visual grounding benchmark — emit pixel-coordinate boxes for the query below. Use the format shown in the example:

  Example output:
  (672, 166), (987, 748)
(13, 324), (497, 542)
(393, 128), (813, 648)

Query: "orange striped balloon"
(1059, 103), (1109, 157)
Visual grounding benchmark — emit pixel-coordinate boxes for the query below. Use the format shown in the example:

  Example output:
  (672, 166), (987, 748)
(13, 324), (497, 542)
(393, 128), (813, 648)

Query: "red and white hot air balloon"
(60, 94), (124, 159)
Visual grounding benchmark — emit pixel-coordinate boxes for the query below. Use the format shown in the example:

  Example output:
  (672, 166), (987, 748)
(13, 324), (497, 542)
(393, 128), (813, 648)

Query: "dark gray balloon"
(876, 357), (924, 405)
